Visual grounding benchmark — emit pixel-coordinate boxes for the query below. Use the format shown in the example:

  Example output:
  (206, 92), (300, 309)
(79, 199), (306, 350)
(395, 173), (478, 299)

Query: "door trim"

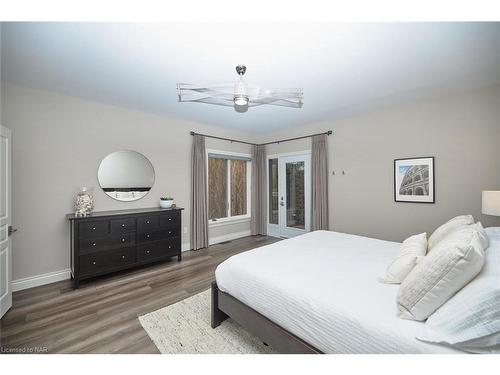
(267, 150), (311, 159)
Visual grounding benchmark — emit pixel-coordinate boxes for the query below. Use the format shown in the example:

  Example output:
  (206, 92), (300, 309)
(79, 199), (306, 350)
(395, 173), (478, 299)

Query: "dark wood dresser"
(67, 207), (184, 288)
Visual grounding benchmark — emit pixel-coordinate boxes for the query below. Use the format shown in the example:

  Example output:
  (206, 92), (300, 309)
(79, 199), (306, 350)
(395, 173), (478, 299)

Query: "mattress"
(215, 230), (463, 354)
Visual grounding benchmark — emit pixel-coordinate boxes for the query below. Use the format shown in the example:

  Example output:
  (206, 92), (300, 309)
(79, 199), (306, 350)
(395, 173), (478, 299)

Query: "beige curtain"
(190, 135), (209, 249)
(251, 144), (267, 235)
(311, 134), (329, 230)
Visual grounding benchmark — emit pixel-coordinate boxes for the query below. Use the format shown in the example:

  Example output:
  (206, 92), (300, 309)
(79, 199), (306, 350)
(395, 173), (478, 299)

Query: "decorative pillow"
(427, 215), (474, 250)
(397, 231), (485, 321)
(377, 233), (427, 284)
(416, 238), (500, 353)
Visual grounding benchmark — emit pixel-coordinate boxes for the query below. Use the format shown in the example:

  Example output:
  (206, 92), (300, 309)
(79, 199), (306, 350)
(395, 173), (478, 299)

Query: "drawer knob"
(168, 231), (172, 234)
(146, 234), (150, 238)
(121, 255), (126, 259)
(168, 245), (172, 249)
(92, 261), (96, 265)
(92, 227), (96, 230)
(146, 220), (150, 224)
(121, 238), (125, 242)
(146, 250), (150, 254)
(168, 218), (172, 221)
(121, 224), (126, 227)
(92, 243), (96, 246)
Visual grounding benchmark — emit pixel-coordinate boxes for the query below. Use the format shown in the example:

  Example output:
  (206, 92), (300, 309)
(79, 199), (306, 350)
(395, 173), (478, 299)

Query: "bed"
(212, 230), (464, 354)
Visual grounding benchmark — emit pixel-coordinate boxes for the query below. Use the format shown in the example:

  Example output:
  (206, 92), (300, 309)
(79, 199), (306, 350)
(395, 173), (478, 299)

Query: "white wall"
(262, 85), (500, 241)
(3, 84), (257, 280)
(0, 22), (3, 122)
(4, 81), (500, 284)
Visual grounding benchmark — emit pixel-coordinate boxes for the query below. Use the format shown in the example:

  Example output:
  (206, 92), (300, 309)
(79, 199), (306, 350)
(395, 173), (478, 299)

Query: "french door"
(267, 153), (311, 238)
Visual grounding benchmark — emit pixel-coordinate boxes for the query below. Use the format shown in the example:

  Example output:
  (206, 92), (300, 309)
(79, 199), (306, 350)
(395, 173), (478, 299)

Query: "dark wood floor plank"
(0, 235), (280, 353)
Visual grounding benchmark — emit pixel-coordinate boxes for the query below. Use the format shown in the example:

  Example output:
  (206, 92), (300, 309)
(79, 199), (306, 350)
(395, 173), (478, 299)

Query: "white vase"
(160, 200), (173, 209)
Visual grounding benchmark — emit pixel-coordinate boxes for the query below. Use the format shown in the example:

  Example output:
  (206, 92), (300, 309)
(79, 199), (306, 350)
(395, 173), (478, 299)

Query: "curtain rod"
(190, 130), (332, 146)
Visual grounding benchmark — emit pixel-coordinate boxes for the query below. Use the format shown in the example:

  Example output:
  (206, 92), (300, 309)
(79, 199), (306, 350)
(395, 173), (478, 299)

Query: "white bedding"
(215, 230), (463, 353)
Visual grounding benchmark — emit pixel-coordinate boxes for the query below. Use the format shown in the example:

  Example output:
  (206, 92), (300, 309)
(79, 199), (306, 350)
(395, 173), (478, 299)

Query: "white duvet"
(215, 230), (462, 353)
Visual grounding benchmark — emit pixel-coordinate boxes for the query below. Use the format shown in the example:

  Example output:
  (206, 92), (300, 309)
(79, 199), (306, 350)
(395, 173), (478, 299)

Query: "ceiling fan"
(176, 65), (303, 112)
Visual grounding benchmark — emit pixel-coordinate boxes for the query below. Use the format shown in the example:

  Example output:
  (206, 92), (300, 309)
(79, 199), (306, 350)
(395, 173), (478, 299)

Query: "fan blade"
(253, 87), (303, 99)
(179, 96), (235, 107)
(177, 83), (304, 109)
(249, 87), (303, 108)
(177, 83), (234, 102)
(249, 98), (303, 108)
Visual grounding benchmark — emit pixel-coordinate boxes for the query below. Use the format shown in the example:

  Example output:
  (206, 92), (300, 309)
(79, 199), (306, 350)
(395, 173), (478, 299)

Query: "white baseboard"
(12, 232), (251, 292)
(12, 269), (71, 292)
(181, 230), (252, 250)
(209, 230), (251, 245)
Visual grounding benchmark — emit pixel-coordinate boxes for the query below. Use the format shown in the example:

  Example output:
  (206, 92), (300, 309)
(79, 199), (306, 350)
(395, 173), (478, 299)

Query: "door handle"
(8, 226), (18, 236)
(280, 202), (285, 207)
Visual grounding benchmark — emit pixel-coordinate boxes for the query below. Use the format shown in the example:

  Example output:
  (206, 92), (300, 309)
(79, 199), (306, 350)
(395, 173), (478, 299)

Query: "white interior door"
(267, 153), (311, 238)
(0, 125), (13, 318)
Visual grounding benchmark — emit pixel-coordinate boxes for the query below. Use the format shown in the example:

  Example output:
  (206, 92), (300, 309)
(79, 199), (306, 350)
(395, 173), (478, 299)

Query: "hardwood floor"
(0, 235), (280, 354)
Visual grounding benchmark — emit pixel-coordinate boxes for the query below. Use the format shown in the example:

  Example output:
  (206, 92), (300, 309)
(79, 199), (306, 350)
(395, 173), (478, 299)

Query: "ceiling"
(2, 22), (500, 132)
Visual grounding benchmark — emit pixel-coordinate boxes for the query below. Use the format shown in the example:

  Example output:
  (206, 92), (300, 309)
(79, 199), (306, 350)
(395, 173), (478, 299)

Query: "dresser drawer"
(138, 227), (180, 243)
(111, 218), (136, 234)
(160, 212), (180, 227)
(137, 238), (180, 262)
(79, 221), (109, 238)
(79, 247), (135, 276)
(164, 227), (180, 237)
(137, 215), (159, 231)
(79, 232), (135, 253)
(165, 236), (181, 252)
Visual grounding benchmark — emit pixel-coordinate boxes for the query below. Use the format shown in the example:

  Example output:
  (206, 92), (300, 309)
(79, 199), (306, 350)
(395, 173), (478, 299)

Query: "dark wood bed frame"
(211, 282), (322, 354)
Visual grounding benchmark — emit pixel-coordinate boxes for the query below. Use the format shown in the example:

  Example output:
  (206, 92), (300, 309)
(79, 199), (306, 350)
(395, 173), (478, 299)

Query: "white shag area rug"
(138, 289), (276, 354)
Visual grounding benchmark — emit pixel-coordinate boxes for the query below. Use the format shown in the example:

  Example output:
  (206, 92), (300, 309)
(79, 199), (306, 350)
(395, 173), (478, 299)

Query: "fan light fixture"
(234, 96), (248, 106)
(177, 65), (303, 112)
(233, 65), (249, 106)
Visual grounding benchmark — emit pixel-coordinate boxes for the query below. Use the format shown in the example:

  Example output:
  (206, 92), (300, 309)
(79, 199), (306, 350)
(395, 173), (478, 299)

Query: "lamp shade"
(482, 191), (500, 216)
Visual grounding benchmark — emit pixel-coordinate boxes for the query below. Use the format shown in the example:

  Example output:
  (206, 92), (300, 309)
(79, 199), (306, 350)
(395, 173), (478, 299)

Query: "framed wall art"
(394, 157), (434, 203)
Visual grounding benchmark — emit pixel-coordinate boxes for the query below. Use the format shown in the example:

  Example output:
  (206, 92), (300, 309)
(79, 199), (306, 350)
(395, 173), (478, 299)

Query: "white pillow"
(416, 238), (500, 353)
(430, 224), (487, 254)
(473, 221), (489, 250)
(397, 231), (485, 321)
(428, 215), (474, 250)
(377, 233), (427, 284)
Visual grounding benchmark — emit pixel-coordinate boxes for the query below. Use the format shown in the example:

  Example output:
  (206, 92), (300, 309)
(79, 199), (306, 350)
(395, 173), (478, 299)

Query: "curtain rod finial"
(190, 131), (196, 136)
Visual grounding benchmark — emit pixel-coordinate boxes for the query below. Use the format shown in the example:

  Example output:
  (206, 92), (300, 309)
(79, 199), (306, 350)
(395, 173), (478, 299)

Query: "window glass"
(230, 159), (247, 216)
(208, 158), (228, 220)
(268, 158), (278, 224)
(286, 161), (305, 229)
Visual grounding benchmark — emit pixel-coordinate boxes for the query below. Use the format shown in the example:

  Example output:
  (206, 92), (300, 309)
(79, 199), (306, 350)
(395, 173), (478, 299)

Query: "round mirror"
(98, 150), (155, 202)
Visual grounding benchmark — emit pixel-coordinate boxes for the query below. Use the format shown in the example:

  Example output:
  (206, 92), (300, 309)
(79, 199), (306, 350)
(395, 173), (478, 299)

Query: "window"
(208, 152), (251, 223)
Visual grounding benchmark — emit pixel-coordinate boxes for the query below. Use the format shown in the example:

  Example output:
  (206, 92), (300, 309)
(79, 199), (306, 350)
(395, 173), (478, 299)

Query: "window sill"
(209, 216), (251, 228)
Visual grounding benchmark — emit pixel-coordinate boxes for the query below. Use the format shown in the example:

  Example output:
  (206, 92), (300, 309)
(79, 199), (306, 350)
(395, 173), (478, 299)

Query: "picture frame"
(394, 157), (435, 203)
